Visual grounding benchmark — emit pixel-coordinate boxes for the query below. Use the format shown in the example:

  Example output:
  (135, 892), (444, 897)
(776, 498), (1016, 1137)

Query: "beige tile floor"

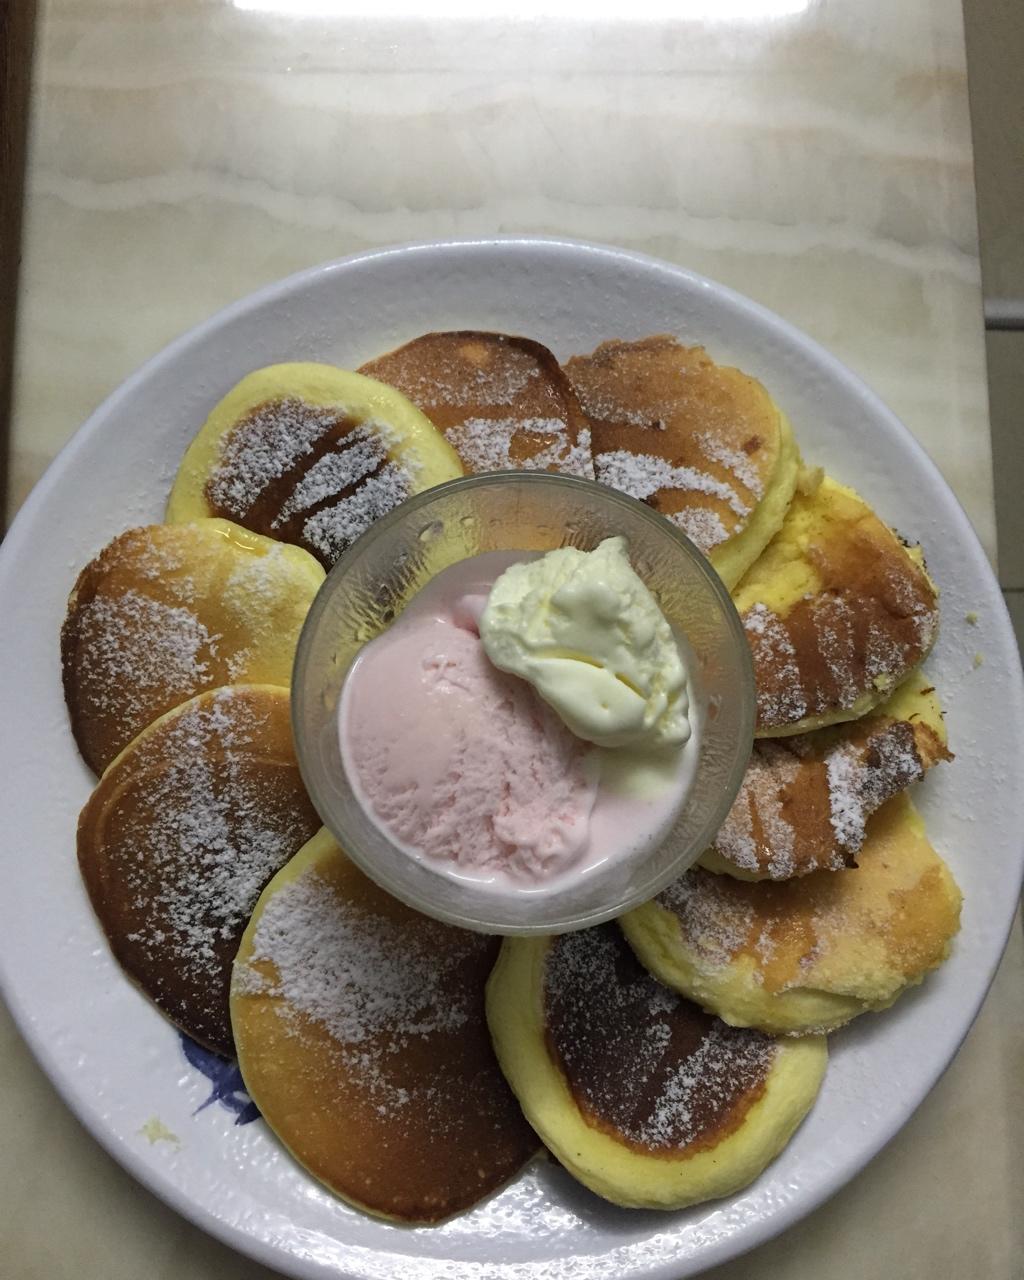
(963, 0), (1024, 648)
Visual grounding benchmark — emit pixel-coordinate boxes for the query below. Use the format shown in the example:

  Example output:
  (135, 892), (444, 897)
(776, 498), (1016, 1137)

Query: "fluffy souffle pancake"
(734, 470), (940, 737)
(699, 672), (951, 881)
(62, 520), (324, 774)
(77, 685), (321, 1055)
(167, 363), (463, 567)
(621, 794), (962, 1036)
(230, 829), (538, 1224)
(359, 331), (595, 477)
(486, 925), (825, 1209)
(563, 336), (799, 587)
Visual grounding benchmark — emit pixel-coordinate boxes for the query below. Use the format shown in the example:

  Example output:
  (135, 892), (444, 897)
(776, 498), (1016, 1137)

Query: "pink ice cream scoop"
(339, 611), (598, 882)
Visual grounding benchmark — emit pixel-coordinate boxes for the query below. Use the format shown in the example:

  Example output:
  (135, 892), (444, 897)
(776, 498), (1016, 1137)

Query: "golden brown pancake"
(61, 520), (324, 774)
(231, 829), (538, 1223)
(486, 925), (826, 1209)
(733, 471), (940, 736)
(699, 672), (951, 880)
(77, 686), (321, 1055)
(621, 794), (962, 1036)
(166, 364), (464, 567)
(359, 331), (595, 477)
(563, 336), (799, 587)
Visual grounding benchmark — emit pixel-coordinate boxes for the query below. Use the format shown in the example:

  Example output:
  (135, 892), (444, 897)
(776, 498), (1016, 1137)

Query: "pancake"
(699, 672), (951, 880)
(167, 363), (464, 567)
(733, 470), (940, 737)
(486, 925), (826, 1209)
(77, 685), (321, 1055)
(563, 336), (799, 588)
(230, 829), (538, 1223)
(621, 794), (962, 1036)
(62, 520), (324, 774)
(359, 331), (595, 477)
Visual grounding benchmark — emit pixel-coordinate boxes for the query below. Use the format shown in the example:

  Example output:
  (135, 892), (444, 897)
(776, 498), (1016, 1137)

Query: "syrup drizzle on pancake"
(544, 926), (775, 1152)
(205, 400), (416, 566)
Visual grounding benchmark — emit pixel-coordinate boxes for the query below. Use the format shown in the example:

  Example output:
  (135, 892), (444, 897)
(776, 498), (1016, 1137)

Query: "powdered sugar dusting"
(571, 382), (665, 429)
(237, 863), (482, 1113)
(743, 603), (809, 725)
(220, 541), (298, 617)
(864, 622), (908, 684)
(826, 744), (868, 852)
(220, 542), (306, 681)
(827, 723), (923, 854)
(885, 561), (939, 653)
(711, 718), (929, 879)
(446, 417), (594, 478)
(275, 427), (389, 524)
(660, 872), (757, 970)
(595, 450), (751, 518)
(242, 871), (475, 1045)
(669, 507), (729, 553)
(714, 742), (800, 879)
(301, 463), (413, 563)
(64, 525), (322, 772)
(812, 595), (860, 710)
(545, 927), (774, 1150)
(866, 721), (926, 800)
(696, 433), (765, 498)
(205, 399), (417, 564)
(744, 571), (938, 732)
(207, 399), (343, 515)
(389, 356), (541, 410)
(76, 589), (218, 717)
(119, 690), (315, 1001)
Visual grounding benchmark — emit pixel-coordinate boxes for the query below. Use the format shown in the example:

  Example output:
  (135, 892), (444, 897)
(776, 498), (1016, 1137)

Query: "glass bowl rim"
(291, 470), (756, 933)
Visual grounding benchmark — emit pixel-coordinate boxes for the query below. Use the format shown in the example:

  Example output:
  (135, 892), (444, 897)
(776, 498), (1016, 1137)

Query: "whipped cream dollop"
(479, 536), (691, 750)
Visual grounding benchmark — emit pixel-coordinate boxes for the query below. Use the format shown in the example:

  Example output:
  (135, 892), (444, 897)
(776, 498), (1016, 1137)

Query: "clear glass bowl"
(292, 472), (754, 934)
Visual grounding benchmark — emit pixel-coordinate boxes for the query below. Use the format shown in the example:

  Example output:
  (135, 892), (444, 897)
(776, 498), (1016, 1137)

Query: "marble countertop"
(4, 0), (1021, 1277)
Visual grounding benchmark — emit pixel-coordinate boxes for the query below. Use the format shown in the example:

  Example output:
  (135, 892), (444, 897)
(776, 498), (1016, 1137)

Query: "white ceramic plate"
(1, 239), (1022, 1280)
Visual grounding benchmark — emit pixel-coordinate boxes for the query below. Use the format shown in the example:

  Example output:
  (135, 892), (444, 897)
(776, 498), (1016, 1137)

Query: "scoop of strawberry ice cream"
(340, 614), (598, 882)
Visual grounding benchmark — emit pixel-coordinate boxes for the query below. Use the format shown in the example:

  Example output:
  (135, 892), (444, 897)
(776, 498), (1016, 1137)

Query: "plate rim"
(2, 235), (1022, 1280)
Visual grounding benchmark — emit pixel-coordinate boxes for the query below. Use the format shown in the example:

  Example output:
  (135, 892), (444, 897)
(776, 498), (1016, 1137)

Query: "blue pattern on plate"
(179, 1033), (260, 1125)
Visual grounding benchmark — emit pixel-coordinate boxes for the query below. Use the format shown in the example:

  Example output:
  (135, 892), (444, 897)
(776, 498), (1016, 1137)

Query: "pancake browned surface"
(62, 521), (324, 774)
(486, 925), (825, 1209)
(360, 331), (595, 476)
(622, 794), (962, 1036)
(231, 829), (538, 1223)
(167, 364), (463, 568)
(700, 673), (951, 881)
(563, 336), (799, 587)
(78, 686), (320, 1056)
(733, 472), (939, 736)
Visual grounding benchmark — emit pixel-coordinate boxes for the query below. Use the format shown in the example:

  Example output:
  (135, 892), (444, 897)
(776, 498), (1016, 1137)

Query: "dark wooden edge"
(1, 0), (39, 530)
